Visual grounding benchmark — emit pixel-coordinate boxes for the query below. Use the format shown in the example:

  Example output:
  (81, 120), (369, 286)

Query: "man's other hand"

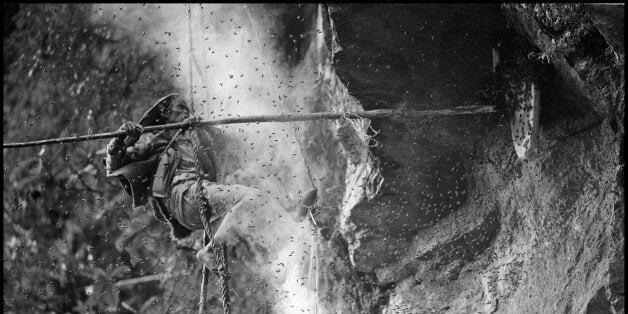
(119, 121), (143, 144)
(183, 115), (202, 125)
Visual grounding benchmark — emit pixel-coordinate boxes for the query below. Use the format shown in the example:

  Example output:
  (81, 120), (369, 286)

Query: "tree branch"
(113, 273), (171, 287)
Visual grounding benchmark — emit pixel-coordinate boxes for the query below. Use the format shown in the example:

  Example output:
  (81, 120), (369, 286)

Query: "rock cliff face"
(319, 4), (623, 313)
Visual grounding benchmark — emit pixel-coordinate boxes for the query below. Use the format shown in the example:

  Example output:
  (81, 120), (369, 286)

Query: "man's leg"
(191, 182), (266, 268)
(192, 182), (319, 266)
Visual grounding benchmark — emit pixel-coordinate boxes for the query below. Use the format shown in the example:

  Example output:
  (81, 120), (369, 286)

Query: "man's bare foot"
(196, 243), (219, 273)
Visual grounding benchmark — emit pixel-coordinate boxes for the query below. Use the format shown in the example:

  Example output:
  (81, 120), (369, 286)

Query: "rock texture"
(329, 3), (507, 275)
(321, 4), (624, 313)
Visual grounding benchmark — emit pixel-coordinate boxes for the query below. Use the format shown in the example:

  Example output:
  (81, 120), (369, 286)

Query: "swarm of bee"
(532, 3), (583, 37)
(503, 3), (594, 64)
(491, 26), (546, 160)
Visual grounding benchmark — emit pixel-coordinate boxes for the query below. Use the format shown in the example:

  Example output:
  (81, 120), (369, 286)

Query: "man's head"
(139, 94), (192, 126)
(162, 97), (191, 123)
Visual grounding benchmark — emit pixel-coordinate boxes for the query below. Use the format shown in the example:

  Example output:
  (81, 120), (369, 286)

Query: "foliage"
(3, 4), (208, 313)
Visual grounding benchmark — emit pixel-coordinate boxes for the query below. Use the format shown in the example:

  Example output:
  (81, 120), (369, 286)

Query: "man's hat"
(138, 93), (187, 126)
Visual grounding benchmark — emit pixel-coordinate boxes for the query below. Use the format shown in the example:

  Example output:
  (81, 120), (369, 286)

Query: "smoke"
(91, 3), (328, 312)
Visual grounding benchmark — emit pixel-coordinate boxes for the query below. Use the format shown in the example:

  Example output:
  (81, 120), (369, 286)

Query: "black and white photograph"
(3, 3), (624, 313)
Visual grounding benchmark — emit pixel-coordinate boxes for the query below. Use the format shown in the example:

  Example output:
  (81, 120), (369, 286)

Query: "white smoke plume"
(91, 3), (328, 313)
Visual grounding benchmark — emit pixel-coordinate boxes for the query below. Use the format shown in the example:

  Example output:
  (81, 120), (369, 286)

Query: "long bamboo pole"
(3, 106), (496, 148)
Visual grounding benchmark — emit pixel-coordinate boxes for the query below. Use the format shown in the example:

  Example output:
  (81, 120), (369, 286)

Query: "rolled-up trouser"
(168, 180), (263, 237)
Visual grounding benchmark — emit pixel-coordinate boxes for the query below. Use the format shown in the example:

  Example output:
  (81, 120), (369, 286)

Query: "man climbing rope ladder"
(104, 93), (326, 313)
(104, 93), (271, 271)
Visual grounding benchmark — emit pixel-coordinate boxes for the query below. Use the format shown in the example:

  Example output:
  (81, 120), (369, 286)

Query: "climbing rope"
(186, 5), (230, 314)
(215, 242), (231, 313)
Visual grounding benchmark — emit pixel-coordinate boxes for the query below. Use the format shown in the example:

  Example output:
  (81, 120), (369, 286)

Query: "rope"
(188, 5), (194, 107)
(314, 230), (319, 314)
(216, 242), (231, 313)
(185, 5), (229, 313)
(187, 6), (230, 313)
(198, 239), (209, 314)
(198, 214), (212, 314)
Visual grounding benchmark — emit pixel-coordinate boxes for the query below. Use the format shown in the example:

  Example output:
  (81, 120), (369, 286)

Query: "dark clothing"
(167, 180), (256, 233)
(105, 127), (221, 239)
